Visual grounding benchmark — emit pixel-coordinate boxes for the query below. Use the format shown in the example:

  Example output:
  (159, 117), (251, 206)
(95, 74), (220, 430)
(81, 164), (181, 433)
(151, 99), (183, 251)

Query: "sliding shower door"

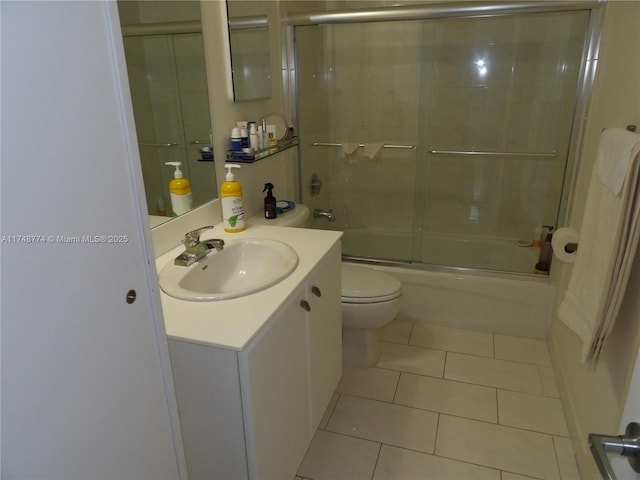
(295, 7), (591, 274)
(413, 11), (589, 273)
(297, 21), (422, 262)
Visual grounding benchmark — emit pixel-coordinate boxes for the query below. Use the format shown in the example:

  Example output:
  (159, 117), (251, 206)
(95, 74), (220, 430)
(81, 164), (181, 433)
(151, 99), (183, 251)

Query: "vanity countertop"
(156, 224), (342, 351)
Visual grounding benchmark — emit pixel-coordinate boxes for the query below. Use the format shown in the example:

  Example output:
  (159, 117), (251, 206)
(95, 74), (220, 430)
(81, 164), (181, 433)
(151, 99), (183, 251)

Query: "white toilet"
(340, 263), (402, 367)
(249, 204), (403, 367)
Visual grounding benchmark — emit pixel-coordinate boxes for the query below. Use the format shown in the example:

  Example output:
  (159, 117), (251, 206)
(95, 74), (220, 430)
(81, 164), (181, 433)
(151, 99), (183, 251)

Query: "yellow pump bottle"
(165, 162), (192, 216)
(221, 164), (245, 232)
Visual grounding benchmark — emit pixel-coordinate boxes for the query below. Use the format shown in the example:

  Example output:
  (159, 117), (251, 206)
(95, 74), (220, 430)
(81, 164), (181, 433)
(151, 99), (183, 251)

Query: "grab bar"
(428, 148), (558, 157)
(138, 142), (180, 148)
(311, 142), (415, 150)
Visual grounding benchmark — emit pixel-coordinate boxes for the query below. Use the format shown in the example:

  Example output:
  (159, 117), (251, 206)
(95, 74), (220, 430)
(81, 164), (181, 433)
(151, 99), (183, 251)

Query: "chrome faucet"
(313, 208), (335, 222)
(174, 226), (225, 266)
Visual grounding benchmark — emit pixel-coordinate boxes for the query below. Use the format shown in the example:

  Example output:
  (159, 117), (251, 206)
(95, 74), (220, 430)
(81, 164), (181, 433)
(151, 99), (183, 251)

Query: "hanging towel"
(596, 128), (640, 195)
(339, 142), (359, 157)
(558, 128), (640, 363)
(363, 142), (385, 159)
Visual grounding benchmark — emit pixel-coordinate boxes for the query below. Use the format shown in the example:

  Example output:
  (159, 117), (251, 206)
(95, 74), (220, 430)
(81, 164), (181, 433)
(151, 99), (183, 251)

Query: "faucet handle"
(184, 225), (214, 247)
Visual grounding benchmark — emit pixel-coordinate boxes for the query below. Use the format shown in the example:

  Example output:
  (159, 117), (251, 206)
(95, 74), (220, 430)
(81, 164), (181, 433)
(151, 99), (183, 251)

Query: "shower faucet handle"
(310, 173), (323, 196)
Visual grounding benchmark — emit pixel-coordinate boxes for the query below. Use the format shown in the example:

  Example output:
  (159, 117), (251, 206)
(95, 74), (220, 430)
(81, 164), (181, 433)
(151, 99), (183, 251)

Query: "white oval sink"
(159, 238), (299, 301)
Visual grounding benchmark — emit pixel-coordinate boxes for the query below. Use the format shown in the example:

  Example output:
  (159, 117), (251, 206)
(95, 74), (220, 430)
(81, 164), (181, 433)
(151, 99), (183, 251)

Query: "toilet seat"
(341, 264), (402, 304)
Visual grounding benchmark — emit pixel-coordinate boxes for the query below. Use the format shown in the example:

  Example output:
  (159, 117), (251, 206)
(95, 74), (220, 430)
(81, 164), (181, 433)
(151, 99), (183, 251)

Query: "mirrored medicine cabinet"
(226, 0), (272, 102)
(117, 0), (217, 225)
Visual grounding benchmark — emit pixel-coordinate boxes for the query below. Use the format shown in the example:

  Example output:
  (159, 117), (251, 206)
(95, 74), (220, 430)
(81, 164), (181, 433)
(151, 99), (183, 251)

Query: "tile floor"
(295, 320), (581, 480)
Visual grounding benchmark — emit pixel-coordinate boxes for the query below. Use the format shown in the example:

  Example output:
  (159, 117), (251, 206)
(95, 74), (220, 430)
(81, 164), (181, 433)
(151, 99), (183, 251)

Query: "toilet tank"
(247, 204), (310, 228)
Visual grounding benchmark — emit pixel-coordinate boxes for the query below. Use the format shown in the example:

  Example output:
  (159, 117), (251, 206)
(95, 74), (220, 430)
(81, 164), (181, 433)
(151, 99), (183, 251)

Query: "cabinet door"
(306, 242), (343, 431)
(239, 287), (311, 479)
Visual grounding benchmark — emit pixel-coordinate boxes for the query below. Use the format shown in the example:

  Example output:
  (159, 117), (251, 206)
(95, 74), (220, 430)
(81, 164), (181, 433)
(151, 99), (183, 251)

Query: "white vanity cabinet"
(304, 242), (342, 431)
(167, 240), (342, 480)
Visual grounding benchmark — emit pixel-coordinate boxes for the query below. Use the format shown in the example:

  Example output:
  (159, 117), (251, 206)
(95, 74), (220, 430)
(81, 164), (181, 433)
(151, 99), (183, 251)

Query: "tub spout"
(313, 208), (335, 221)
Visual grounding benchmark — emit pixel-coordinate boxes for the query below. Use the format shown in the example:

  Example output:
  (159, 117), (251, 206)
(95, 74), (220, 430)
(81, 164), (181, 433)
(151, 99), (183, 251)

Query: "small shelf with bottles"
(226, 137), (298, 164)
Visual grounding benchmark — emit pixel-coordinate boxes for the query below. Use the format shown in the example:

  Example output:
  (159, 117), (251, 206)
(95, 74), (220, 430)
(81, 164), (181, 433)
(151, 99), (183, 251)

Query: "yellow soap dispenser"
(165, 162), (192, 216)
(221, 164), (245, 232)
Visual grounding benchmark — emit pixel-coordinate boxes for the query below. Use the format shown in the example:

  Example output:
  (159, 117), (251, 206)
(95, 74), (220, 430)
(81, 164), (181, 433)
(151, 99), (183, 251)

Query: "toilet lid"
(341, 264), (402, 303)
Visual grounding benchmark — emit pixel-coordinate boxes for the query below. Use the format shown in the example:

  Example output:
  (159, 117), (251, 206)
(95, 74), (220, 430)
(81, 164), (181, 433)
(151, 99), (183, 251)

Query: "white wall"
(549, 2), (640, 477)
(201, 1), (297, 219)
(152, 0), (301, 252)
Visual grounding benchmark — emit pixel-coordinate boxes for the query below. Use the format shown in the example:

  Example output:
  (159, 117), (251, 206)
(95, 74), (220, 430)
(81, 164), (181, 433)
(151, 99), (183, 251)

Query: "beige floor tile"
(553, 436), (581, 480)
(501, 472), (540, 480)
(327, 395), (438, 452)
(377, 341), (446, 377)
(379, 319), (413, 344)
(318, 392), (339, 430)
(436, 415), (560, 479)
(373, 444), (500, 480)
(445, 352), (543, 394)
(495, 334), (552, 366)
(395, 372), (497, 423)
(297, 430), (380, 480)
(336, 367), (400, 402)
(410, 323), (494, 357)
(498, 390), (569, 436)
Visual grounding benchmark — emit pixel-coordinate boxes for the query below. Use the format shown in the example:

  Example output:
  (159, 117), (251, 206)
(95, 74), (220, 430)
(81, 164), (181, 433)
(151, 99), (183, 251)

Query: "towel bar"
(311, 142), (415, 150)
(428, 149), (558, 157)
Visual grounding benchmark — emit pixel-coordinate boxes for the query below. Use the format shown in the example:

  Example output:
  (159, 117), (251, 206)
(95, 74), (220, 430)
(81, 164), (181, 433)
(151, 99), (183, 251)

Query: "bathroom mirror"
(117, 0), (217, 225)
(226, 0), (272, 102)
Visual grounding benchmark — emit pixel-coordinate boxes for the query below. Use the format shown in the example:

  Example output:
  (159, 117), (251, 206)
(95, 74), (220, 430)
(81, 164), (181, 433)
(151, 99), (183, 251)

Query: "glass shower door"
(296, 21), (422, 262)
(413, 11), (589, 273)
(295, 7), (591, 274)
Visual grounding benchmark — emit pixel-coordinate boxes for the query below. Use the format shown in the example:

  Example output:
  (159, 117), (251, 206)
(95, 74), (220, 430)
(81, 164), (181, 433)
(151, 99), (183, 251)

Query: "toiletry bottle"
(156, 196), (167, 216)
(532, 224), (542, 248)
(240, 127), (249, 153)
(231, 127), (242, 152)
(263, 182), (277, 219)
(257, 125), (264, 151)
(249, 122), (258, 152)
(261, 119), (269, 149)
(535, 226), (554, 273)
(164, 162), (192, 216)
(221, 164), (245, 232)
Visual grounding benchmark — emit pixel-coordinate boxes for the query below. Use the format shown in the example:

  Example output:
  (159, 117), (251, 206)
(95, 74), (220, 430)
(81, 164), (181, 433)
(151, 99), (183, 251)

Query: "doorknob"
(589, 422), (640, 479)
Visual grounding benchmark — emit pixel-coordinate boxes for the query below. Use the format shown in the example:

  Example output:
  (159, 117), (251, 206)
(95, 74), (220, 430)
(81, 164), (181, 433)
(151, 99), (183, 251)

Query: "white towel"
(339, 142), (358, 157)
(363, 142), (384, 159)
(596, 128), (640, 195)
(558, 128), (640, 363)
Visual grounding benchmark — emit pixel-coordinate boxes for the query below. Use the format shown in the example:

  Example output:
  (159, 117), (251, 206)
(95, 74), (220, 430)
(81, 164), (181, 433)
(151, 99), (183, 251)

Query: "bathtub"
(367, 264), (555, 339)
(338, 229), (555, 339)
(340, 228), (541, 274)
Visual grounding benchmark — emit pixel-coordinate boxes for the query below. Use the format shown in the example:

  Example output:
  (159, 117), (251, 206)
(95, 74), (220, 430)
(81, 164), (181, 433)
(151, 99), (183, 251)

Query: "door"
(612, 348), (640, 479)
(588, 346), (640, 479)
(1, 2), (186, 477)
